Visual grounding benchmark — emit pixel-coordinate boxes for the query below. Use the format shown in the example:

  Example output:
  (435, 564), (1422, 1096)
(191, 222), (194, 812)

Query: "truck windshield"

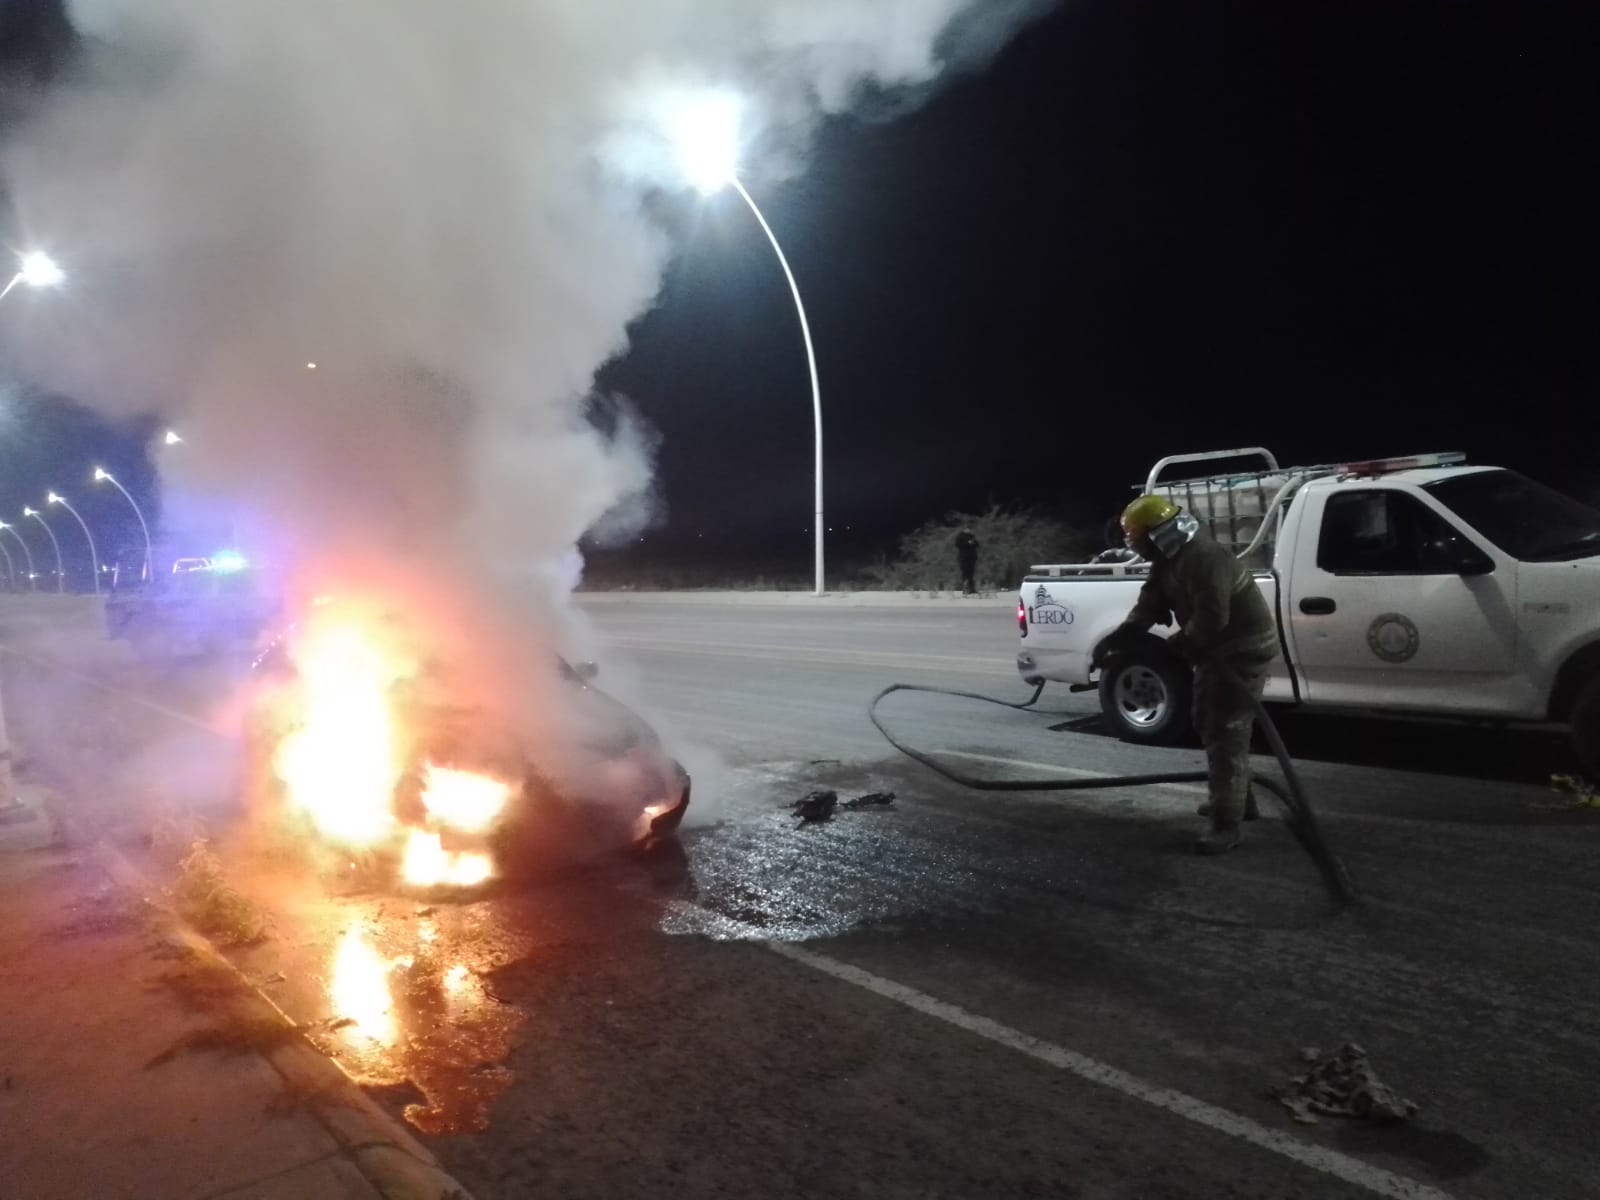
(1425, 470), (1600, 562)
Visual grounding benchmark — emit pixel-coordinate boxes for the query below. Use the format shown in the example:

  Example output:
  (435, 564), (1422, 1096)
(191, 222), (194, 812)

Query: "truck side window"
(1317, 491), (1477, 575)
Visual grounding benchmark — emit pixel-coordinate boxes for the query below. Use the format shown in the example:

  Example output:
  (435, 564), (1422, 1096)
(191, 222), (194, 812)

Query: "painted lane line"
(765, 941), (1455, 1200)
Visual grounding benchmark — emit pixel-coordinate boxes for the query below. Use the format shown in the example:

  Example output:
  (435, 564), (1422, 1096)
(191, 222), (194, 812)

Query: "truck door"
(1285, 485), (1521, 713)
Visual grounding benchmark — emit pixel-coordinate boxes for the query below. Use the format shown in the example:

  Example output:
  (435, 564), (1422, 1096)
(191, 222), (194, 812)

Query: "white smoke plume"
(0, 1), (1048, 740)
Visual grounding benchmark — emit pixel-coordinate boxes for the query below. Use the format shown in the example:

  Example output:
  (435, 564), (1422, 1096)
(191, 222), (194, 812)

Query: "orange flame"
(270, 605), (512, 886)
(331, 927), (397, 1044)
(421, 764), (511, 834)
(274, 616), (404, 848)
(400, 830), (494, 888)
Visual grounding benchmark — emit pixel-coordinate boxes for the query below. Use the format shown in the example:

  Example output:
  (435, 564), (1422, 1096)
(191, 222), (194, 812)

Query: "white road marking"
(766, 941), (1456, 1200)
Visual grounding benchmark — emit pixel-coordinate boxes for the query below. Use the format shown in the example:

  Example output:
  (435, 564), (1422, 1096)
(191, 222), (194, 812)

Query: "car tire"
(1573, 675), (1600, 781)
(1098, 642), (1192, 745)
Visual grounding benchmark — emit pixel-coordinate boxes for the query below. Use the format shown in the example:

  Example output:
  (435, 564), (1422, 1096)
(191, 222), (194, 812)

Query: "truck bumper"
(1016, 650), (1044, 686)
(1017, 646), (1093, 688)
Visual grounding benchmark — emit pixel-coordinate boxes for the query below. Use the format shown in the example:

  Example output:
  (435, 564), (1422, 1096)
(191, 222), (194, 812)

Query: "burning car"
(243, 599), (689, 889)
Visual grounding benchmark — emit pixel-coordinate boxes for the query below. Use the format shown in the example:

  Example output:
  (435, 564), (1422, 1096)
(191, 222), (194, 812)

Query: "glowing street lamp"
(0, 522), (38, 591)
(93, 467), (153, 583)
(23, 508), (63, 593)
(0, 251), (65, 301)
(666, 92), (826, 596)
(46, 492), (100, 595)
(163, 429), (183, 446)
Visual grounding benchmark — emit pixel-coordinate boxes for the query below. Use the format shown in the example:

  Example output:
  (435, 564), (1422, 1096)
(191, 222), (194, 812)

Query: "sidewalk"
(0, 782), (466, 1200)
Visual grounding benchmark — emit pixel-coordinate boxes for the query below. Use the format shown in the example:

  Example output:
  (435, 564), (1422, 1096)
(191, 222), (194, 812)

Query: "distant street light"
(0, 251), (65, 301)
(665, 91), (826, 596)
(23, 508), (63, 593)
(46, 493), (100, 594)
(93, 467), (153, 583)
(163, 429), (183, 446)
(0, 523), (37, 591)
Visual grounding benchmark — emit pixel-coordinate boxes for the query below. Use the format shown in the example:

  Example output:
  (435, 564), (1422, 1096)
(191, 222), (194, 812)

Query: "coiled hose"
(868, 674), (1358, 908)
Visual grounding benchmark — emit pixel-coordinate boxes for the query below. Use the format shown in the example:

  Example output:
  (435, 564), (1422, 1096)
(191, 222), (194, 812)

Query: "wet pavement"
(4, 596), (1598, 1198)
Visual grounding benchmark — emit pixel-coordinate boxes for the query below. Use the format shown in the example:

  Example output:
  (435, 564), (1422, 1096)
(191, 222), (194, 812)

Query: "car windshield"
(1425, 470), (1600, 562)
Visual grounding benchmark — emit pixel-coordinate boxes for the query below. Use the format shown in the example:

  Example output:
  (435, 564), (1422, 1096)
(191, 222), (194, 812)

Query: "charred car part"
(244, 612), (689, 888)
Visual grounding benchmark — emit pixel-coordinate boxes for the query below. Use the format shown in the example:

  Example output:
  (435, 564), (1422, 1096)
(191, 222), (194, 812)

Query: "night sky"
(2, 1), (1595, 583)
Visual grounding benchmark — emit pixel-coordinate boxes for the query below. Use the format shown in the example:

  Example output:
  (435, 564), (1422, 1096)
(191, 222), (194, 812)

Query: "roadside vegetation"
(578, 505), (1097, 593)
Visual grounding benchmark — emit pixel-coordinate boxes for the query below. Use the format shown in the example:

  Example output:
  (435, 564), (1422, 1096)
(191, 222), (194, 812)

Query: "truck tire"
(1573, 675), (1600, 781)
(1098, 643), (1192, 745)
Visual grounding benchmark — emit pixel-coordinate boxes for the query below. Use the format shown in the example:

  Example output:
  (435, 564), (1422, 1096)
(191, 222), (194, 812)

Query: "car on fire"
(243, 605), (689, 888)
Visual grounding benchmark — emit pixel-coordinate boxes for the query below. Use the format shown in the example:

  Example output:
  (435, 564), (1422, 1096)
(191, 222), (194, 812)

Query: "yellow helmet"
(1121, 495), (1181, 540)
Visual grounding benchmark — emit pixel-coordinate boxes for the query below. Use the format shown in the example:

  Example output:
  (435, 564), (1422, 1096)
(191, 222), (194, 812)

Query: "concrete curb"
(95, 843), (476, 1200)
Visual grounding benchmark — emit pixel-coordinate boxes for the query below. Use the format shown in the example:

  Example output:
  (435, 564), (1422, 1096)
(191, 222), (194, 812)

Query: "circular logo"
(1366, 613), (1420, 663)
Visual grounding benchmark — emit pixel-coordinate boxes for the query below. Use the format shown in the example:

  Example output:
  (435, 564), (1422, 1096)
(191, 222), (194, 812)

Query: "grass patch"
(172, 839), (267, 946)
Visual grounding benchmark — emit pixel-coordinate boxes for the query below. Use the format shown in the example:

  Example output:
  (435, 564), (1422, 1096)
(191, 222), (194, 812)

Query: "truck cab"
(1016, 449), (1600, 777)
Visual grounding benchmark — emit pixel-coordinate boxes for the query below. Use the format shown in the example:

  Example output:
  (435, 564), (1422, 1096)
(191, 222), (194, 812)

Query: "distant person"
(953, 527), (979, 595)
(1090, 515), (1140, 565)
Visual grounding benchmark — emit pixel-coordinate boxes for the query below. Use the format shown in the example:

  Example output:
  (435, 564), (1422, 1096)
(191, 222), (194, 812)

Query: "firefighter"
(1091, 495), (1279, 854)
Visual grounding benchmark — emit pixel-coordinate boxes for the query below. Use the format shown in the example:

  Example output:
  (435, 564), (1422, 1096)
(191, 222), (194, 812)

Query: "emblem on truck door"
(1029, 584), (1074, 627)
(1366, 613), (1421, 663)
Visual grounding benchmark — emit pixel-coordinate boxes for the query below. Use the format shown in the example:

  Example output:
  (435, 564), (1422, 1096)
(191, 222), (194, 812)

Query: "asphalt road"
(7, 594), (1599, 1200)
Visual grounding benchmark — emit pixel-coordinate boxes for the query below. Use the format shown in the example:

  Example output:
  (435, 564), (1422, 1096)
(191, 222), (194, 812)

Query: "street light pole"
(726, 176), (825, 596)
(24, 508), (63, 593)
(47, 493), (100, 595)
(94, 468), (153, 583)
(666, 93), (827, 594)
(0, 523), (37, 591)
(0, 538), (14, 591)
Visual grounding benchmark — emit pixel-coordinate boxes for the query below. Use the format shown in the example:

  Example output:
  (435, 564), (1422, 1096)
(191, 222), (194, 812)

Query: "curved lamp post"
(47, 493), (100, 595)
(93, 468), (153, 583)
(23, 508), (63, 593)
(666, 93), (825, 596)
(0, 538), (13, 591)
(0, 523), (37, 591)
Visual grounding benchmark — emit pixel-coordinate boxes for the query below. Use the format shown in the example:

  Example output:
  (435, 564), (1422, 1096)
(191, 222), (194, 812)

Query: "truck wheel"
(1098, 645), (1192, 745)
(1573, 676), (1600, 781)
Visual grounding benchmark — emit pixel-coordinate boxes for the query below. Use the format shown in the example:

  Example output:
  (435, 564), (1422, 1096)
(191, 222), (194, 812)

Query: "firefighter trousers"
(1192, 655), (1272, 829)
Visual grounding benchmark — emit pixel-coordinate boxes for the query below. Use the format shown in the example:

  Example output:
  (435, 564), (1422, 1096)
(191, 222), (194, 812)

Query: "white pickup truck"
(1015, 448), (1600, 777)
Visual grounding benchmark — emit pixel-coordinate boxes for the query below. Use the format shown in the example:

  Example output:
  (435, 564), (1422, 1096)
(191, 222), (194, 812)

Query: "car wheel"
(1572, 675), (1600, 781)
(1098, 643), (1192, 745)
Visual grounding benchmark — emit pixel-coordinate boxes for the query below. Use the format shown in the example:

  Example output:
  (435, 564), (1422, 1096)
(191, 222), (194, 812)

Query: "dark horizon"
(2, 1), (1595, 584)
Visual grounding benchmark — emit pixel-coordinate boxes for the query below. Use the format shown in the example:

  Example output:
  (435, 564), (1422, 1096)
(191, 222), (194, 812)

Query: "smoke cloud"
(0, 1), (1049, 730)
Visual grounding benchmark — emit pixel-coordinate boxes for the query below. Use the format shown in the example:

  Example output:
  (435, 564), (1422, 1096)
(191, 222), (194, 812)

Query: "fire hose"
(867, 663), (1359, 908)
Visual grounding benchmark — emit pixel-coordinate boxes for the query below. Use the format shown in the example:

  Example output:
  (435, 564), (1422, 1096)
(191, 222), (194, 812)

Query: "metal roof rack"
(1136, 448), (1469, 565)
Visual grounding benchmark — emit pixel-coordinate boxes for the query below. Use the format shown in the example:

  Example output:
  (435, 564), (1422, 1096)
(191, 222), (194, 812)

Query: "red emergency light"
(1337, 451), (1466, 478)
